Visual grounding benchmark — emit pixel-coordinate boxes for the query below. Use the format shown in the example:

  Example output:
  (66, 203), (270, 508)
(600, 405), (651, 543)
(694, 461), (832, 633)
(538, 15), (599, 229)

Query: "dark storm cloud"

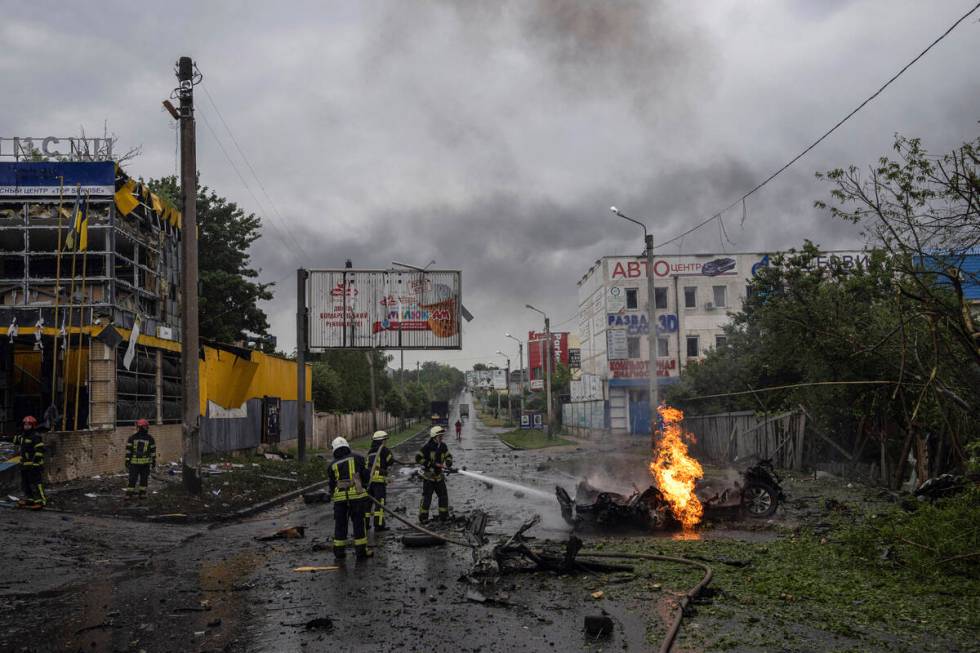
(3, 0), (978, 366)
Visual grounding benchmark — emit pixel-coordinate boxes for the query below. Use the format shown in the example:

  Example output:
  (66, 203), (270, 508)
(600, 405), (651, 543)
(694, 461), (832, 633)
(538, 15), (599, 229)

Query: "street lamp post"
(525, 304), (552, 438)
(496, 351), (511, 425)
(505, 332), (524, 422)
(610, 207), (658, 436)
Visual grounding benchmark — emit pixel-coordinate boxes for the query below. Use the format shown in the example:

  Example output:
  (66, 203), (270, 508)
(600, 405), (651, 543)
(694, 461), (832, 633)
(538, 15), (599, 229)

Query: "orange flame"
(649, 405), (704, 530)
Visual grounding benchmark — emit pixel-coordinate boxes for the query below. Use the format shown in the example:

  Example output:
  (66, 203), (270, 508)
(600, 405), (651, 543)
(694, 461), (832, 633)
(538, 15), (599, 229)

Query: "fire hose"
(577, 551), (713, 653)
(365, 494), (477, 549)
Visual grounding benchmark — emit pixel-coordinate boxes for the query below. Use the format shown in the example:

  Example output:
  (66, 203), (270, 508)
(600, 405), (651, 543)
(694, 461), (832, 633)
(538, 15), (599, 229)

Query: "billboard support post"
(296, 268), (308, 462)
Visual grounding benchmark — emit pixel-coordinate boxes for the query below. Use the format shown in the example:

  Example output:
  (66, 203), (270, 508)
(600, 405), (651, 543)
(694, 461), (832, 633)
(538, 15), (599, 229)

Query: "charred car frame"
(556, 459), (786, 531)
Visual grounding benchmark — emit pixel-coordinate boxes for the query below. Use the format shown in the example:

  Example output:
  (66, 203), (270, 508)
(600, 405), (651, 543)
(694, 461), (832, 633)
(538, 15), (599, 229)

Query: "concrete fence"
(311, 411), (403, 450)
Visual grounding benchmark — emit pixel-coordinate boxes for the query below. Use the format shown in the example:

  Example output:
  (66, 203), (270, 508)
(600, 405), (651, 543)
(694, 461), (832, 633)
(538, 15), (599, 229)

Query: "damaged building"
(0, 161), (310, 482)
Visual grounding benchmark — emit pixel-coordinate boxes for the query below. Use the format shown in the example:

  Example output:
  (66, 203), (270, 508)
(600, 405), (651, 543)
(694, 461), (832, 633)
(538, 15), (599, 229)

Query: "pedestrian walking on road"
(416, 426), (453, 524)
(125, 419), (157, 500)
(16, 416), (46, 509)
(454, 419), (462, 441)
(328, 437), (372, 559)
(366, 430), (395, 532)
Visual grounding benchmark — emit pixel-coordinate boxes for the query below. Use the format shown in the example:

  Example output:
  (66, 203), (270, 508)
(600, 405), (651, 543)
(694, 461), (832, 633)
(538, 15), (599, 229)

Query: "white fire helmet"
(430, 426), (446, 438)
(331, 437), (349, 452)
(372, 430), (389, 441)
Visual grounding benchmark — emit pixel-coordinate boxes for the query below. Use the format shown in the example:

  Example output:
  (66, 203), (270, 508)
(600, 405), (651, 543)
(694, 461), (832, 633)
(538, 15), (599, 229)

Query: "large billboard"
(307, 269), (462, 350)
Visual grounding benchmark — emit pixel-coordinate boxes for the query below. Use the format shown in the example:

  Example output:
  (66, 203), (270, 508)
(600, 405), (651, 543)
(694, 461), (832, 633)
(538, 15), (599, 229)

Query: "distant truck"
(458, 404), (470, 420)
(430, 401), (450, 427)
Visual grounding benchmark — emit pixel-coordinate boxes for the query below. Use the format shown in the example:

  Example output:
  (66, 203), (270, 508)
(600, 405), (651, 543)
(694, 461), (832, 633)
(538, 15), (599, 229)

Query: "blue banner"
(0, 161), (115, 197)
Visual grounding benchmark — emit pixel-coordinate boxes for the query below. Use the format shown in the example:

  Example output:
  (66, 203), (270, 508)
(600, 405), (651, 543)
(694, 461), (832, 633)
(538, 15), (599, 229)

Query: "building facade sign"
(606, 329), (628, 360)
(307, 269), (461, 350)
(610, 256), (739, 280)
(0, 161), (115, 196)
(608, 358), (677, 379)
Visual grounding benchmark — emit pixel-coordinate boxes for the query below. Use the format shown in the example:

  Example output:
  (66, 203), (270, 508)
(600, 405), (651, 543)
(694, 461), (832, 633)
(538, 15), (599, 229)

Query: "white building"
(568, 250), (869, 435)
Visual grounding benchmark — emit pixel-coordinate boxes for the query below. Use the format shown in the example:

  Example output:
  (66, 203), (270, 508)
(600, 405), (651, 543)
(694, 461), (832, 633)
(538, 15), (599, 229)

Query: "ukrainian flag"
(64, 190), (89, 252)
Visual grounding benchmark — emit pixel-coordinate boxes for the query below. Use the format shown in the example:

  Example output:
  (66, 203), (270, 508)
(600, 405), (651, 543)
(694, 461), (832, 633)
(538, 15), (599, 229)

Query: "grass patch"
(498, 428), (573, 449)
(350, 420), (426, 451)
(477, 408), (511, 428)
(580, 489), (980, 652)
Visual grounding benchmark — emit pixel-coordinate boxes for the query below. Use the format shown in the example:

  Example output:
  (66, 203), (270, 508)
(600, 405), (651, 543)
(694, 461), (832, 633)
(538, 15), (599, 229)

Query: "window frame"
(684, 286), (697, 309)
(686, 335), (700, 358)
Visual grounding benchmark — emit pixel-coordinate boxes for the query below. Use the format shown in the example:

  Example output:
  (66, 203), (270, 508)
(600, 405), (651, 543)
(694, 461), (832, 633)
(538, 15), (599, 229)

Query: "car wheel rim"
(746, 487), (772, 514)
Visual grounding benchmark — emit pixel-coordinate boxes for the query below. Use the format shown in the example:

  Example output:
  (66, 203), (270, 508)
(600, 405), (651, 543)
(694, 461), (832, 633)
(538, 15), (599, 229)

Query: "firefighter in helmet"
(17, 416), (46, 509)
(415, 425), (453, 523)
(328, 437), (372, 559)
(125, 418), (157, 500)
(365, 430), (396, 532)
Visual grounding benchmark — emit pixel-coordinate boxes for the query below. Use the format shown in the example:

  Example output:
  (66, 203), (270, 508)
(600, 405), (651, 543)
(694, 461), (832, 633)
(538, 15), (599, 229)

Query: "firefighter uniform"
(366, 433), (396, 531)
(328, 438), (371, 559)
(416, 428), (453, 523)
(18, 425), (47, 508)
(125, 422), (157, 499)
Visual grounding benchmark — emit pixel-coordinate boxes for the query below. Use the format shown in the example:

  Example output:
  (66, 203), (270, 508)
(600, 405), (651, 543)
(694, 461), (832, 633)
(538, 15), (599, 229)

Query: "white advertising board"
(307, 269), (462, 350)
(606, 329), (629, 360)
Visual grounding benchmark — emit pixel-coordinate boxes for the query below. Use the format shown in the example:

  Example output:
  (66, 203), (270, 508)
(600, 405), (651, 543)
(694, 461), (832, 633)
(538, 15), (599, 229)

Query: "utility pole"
(525, 304), (552, 438)
(367, 350), (377, 433)
(612, 207), (658, 438)
(644, 232), (658, 432)
(506, 333), (524, 421)
(296, 268), (308, 462)
(544, 316), (553, 438)
(177, 56), (201, 495)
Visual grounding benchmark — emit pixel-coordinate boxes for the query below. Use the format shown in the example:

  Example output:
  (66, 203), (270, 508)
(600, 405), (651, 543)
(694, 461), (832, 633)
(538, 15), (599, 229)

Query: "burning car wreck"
(555, 459), (786, 532)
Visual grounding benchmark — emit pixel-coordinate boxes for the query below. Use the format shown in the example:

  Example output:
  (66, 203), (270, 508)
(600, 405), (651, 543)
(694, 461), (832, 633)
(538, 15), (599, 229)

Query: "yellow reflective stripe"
(333, 539), (346, 547)
(354, 537), (368, 546)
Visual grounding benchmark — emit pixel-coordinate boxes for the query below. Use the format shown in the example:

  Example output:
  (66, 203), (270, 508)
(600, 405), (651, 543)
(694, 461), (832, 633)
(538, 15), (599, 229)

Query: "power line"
(681, 379), (914, 401)
(196, 106), (304, 259)
(200, 84), (313, 262)
(655, 1), (980, 251)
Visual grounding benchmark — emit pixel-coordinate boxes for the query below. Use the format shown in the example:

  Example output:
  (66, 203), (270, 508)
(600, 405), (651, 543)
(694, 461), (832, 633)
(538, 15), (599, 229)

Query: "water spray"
(456, 469), (555, 502)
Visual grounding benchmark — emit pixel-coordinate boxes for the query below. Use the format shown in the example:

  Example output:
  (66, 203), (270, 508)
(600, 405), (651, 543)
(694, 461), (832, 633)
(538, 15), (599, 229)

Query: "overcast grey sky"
(3, 1), (978, 370)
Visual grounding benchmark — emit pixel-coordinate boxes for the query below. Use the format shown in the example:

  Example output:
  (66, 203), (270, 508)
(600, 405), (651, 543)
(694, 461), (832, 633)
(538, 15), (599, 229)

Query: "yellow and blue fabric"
(63, 190), (89, 252)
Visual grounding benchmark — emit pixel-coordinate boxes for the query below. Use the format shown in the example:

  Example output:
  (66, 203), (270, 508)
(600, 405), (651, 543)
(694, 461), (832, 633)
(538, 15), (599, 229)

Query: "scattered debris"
(263, 452), (284, 461)
(402, 534), (448, 548)
(303, 490), (330, 504)
(915, 474), (969, 501)
(255, 526), (306, 541)
(259, 474), (300, 483)
(591, 591), (604, 600)
(584, 615), (613, 639)
(84, 493), (98, 498)
(292, 566), (338, 573)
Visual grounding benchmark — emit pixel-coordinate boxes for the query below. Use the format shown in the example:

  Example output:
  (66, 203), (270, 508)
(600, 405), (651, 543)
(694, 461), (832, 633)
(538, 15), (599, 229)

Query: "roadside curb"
(145, 479), (331, 525)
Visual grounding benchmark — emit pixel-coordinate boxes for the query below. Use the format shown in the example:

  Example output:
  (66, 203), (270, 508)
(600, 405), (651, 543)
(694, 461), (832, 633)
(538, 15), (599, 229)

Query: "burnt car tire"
(742, 482), (779, 518)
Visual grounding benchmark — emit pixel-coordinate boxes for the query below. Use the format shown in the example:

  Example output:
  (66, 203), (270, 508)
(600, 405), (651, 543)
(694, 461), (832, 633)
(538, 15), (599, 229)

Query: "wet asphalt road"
(4, 392), (658, 652)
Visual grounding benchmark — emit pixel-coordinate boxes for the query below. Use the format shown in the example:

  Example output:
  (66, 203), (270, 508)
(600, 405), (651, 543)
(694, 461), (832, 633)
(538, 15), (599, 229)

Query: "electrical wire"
(196, 106), (306, 261)
(200, 84), (313, 262)
(654, 1), (980, 251)
(681, 379), (913, 401)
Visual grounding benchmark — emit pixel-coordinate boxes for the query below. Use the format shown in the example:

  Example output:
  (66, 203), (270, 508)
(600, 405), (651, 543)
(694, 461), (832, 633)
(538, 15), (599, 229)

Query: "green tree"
(148, 176), (273, 344)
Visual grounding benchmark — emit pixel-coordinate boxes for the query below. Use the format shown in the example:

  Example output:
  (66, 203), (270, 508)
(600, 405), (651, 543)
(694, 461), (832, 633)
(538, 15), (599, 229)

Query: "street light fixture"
(525, 304), (553, 437)
(611, 206), (658, 437)
(495, 350), (512, 425)
(505, 332), (525, 420)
